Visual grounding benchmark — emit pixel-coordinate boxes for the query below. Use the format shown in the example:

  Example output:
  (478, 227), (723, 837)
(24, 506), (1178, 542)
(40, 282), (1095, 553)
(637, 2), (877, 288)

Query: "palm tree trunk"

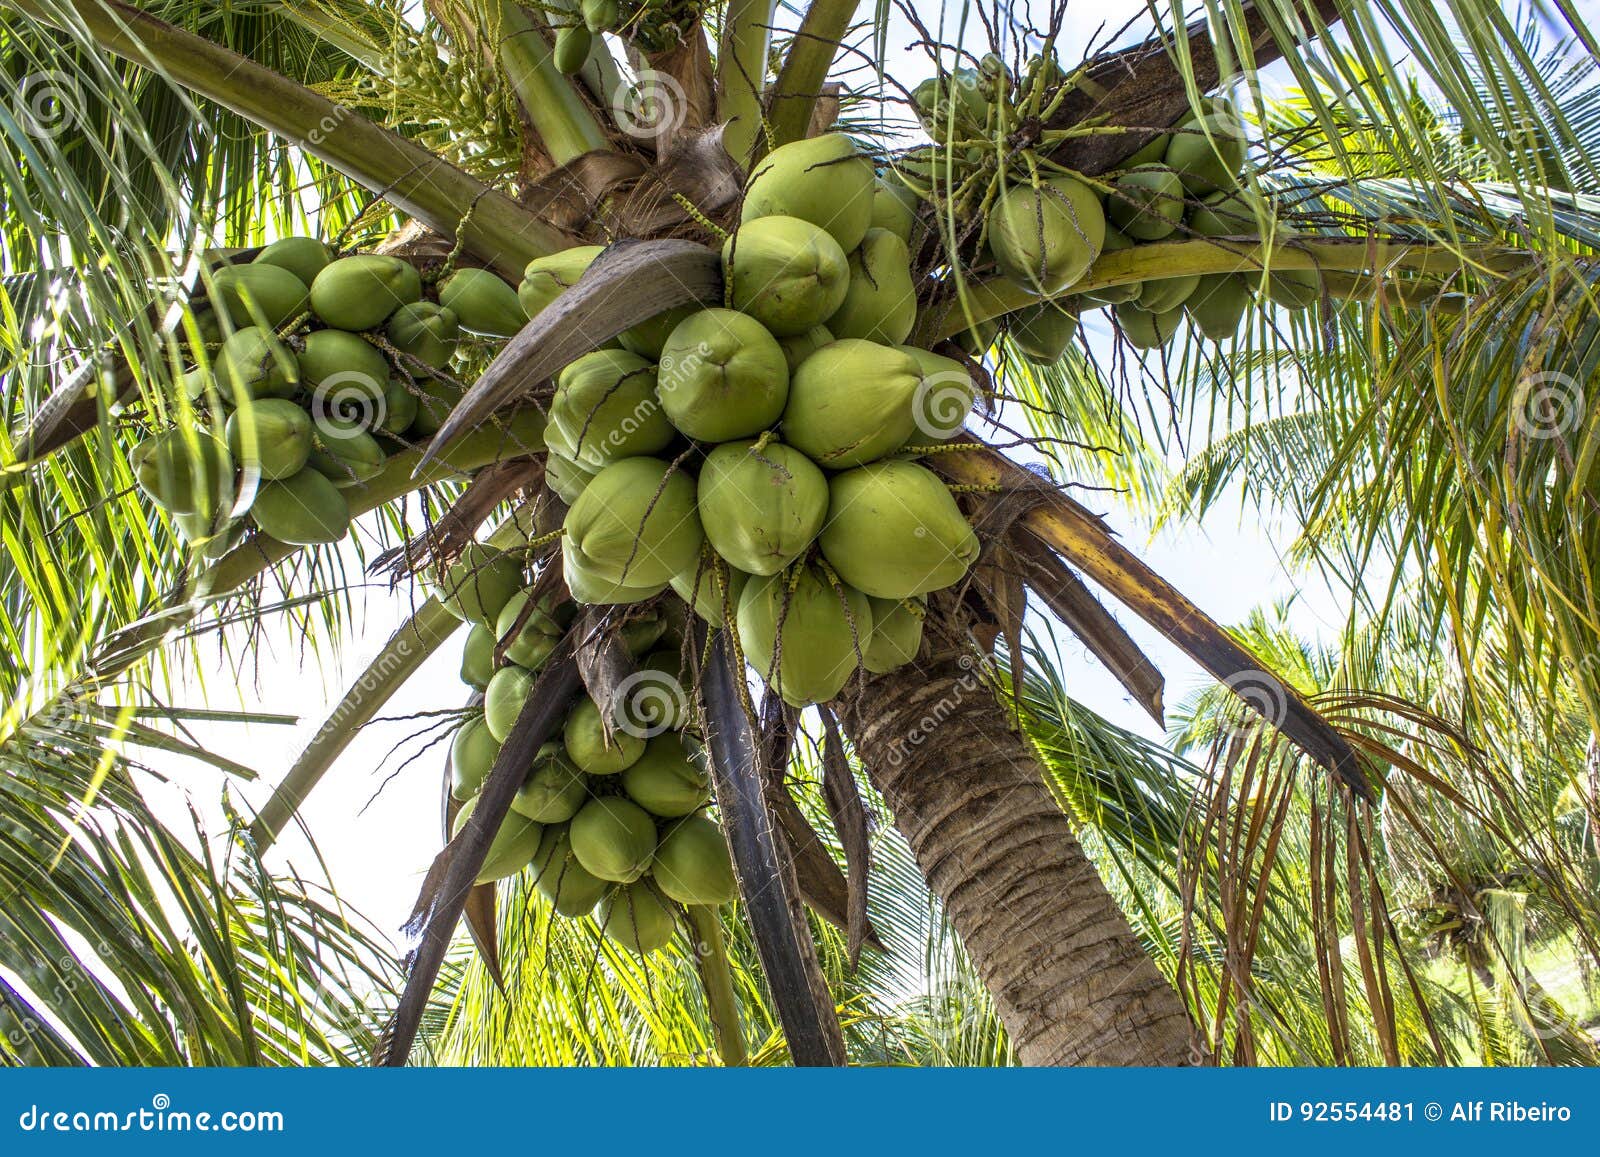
(838, 651), (1194, 1066)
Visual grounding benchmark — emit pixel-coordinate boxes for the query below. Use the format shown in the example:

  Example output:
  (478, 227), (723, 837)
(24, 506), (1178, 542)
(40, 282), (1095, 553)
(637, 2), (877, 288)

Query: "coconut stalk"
(923, 237), (1533, 341)
(686, 904), (749, 1066)
(14, 0), (564, 278)
(249, 597), (463, 851)
(716, 0), (777, 165)
(763, 0), (860, 150)
(485, 0), (613, 165)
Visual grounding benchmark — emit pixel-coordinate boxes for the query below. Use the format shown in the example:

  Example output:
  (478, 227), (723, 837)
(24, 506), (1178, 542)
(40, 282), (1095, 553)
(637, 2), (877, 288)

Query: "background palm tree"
(3, 0), (1600, 1066)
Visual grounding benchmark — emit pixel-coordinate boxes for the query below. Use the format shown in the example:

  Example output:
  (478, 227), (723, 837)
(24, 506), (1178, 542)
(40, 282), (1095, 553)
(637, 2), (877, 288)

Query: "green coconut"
(1115, 301), (1185, 349)
(620, 612), (668, 656)
(385, 302), (460, 369)
(495, 588), (564, 670)
(670, 554), (750, 623)
(483, 664), (534, 743)
(740, 133), (875, 253)
(460, 622), (497, 690)
(518, 245), (605, 319)
(723, 216), (850, 337)
(1124, 132), (1171, 168)
(451, 797), (543, 884)
(174, 510), (242, 560)
(569, 796), (657, 883)
(377, 378), (420, 435)
(776, 325), (834, 373)
(553, 23), (591, 74)
(563, 696), (646, 775)
(436, 543), (524, 626)
(406, 379), (461, 437)
(563, 457), (704, 588)
(209, 263), (308, 329)
(306, 416), (386, 487)
(1076, 227), (1141, 305)
(696, 439), (828, 576)
(296, 329), (390, 408)
(1187, 189), (1261, 238)
(544, 451), (595, 504)
(182, 366), (212, 403)
(132, 429), (234, 517)
(1186, 273), (1254, 339)
(656, 308), (789, 441)
(827, 227), (917, 345)
(308, 254), (422, 331)
(1260, 240), (1321, 309)
(438, 267), (526, 337)
(1164, 100), (1247, 194)
(225, 398), (312, 480)
(216, 326), (299, 403)
(563, 537), (669, 605)
(819, 460), (980, 599)
(450, 716), (500, 800)
(1008, 303), (1078, 365)
(737, 562), (872, 707)
(950, 316), (999, 357)
(549, 349), (674, 468)
(1137, 273), (1200, 314)
(621, 733), (710, 817)
(864, 596), (925, 673)
(618, 303), (697, 360)
(529, 826), (610, 916)
(596, 882), (678, 953)
(897, 346), (975, 445)
(870, 175), (920, 243)
(252, 236), (331, 286)
(986, 176), (1106, 294)
(511, 744), (589, 823)
(1108, 164), (1185, 241)
(782, 339), (922, 467)
(651, 815), (736, 906)
(250, 468), (350, 544)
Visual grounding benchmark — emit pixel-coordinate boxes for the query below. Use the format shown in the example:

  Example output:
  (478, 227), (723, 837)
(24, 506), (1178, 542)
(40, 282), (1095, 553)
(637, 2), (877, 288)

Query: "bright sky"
(134, 0), (1483, 943)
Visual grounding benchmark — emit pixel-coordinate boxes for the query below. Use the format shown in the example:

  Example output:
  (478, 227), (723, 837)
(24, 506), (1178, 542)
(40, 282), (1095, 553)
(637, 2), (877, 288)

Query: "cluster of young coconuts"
(535, 132), (982, 708)
(437, 548), (734, 955)
(906, 71), (1310, 360)
(130, 238), (538, 555)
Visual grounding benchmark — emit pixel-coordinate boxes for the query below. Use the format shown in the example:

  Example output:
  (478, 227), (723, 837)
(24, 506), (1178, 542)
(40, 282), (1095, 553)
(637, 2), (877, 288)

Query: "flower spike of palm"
(5, 0), (1600, 1069)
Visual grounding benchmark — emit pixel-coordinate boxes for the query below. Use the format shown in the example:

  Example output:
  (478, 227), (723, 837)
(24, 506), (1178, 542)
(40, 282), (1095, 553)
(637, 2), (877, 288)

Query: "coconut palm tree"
(4, 0), (1599, 1068)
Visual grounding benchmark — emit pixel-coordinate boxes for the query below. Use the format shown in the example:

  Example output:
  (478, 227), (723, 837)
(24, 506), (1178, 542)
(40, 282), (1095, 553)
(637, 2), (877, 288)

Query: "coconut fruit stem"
(687, 904), (749, 1066)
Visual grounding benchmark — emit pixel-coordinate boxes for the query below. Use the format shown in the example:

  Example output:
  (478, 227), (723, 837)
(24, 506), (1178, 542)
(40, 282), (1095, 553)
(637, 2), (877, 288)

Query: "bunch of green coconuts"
(529, 133), (981, 709)
(904, 54), (1314, 360)
(132, 242), (539, 558)
(438, 550), (734, 956)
